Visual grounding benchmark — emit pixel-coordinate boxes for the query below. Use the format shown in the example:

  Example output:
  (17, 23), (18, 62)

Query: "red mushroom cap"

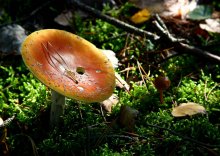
(21, 29), (115, 102)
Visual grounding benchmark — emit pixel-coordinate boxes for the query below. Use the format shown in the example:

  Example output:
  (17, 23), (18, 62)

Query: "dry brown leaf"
(172, 102), (206, 117)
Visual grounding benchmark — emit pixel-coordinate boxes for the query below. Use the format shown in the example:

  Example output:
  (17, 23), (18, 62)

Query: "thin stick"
(70, 0), (160, 40)
(126, 63), (130, 79)
(153, 15), (220, 63)
(206, 83), (219, 100)
(100, 105), (107, 122)
(204, 80), (208, 101)
(137, 60), (147, 87)
(115, 73), (131, 95)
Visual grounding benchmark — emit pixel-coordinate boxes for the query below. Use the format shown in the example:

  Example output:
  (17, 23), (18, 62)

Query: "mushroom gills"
(41, 41), (78, 84)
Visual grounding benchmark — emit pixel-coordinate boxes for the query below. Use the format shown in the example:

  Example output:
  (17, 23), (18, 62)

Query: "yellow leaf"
(130, 9), (151, 24)
(172, 102), (206, 117)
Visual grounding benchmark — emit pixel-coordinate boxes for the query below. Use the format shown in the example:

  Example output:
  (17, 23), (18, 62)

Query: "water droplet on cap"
(77, 86), (84, 92)
(96, 69), (102, 73)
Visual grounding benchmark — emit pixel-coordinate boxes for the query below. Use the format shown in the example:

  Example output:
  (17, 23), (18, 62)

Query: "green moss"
(1, 2), (220, 155)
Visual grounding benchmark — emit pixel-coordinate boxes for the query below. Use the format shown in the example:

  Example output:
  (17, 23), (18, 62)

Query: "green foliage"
(176, 70), (220, 112)
(1, 2), (220, 155)
(75, 17), (126, 51)
(0, 9), (12, 24)
(0, 65), (49, 123)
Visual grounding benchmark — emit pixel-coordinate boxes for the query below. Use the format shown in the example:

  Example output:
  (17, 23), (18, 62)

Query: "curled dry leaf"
(172, 102), (206, 117)
(119, 105), (139, 132)
(100, 94), (119, 112)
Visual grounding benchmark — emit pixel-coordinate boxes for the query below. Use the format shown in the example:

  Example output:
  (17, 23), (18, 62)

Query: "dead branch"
(71, 1), (220, 63)
(70, 0), (160, 40)
(175, 42), (220, 62)
(154, 14), (220, 63)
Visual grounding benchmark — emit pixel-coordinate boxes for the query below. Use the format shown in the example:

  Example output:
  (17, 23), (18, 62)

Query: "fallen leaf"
(200, 18), (220, 33)
(100, 94), (119, 112)
(172, 102), (206, 117)
(54, 10), (73, 26)
(130, 9), (151, 24)
(187, 5), (213, 20)
(119, 105), (139, 131)
(163, 0), (197, 18)
(130, 0), (198, 19)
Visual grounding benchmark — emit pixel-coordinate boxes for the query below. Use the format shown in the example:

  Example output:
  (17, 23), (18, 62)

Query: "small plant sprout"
(21, 29), (116, 127)
(153, 75), (171, 103)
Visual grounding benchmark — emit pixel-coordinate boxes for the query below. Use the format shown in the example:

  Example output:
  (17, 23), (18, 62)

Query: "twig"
(119, 66), (136, 73)
(206, 83), (219, 100)
(175, 42), (220, 62)
(154, 14), (185, 42)
(70, 0), (160, 40)
(137, 60), (147, 87)
(204, 80), (208, 101)
(155, 14), (168, 30)
(153, 20), (181, 43)
(100, 104), (107, 122)
(153, 15), (220, 63)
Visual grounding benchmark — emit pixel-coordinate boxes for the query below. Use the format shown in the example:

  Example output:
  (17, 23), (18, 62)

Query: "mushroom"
(153, 75), (170, 104)
(21, 29), (115, 126)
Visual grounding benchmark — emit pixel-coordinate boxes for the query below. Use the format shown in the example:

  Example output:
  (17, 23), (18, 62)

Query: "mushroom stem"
(50, 90), (66, 127)
(159, 90), (164, 104)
